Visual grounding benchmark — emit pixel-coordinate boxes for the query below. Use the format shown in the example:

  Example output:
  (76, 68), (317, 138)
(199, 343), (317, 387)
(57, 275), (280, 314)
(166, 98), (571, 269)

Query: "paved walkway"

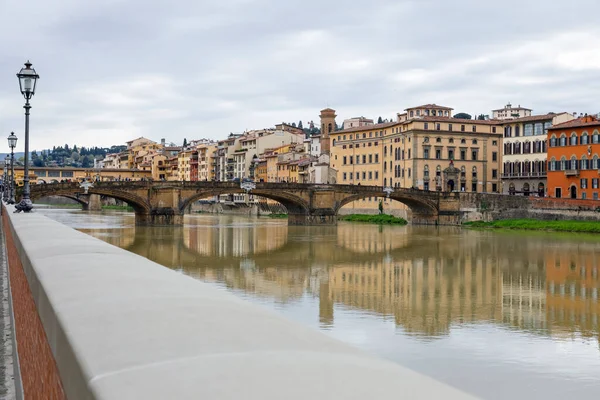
(0, 214), (16, 399)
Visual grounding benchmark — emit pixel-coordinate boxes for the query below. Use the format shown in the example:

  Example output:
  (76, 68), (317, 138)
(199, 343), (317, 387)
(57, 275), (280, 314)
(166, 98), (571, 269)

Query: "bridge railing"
(1, 206), (471, 399)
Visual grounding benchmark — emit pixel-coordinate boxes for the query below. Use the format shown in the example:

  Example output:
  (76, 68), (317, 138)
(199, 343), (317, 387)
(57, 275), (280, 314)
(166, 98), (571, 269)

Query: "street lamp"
(8, 132), (17, 204)
(3, 158), (10, 202)
(15, 61), (39, 213)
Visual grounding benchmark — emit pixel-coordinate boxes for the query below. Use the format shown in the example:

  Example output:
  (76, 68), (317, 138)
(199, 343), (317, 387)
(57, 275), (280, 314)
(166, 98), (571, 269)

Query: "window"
(449, 124), (453, 131)
(362, 171), (366, 180)
(570, 157), (577, 170)
(524, 124), (533, 136)
(550, 135), (557, 147)
(594, 193), (599, 200)
(492, 183), (497, 192)
(472, 126), (476, 132)
(375, 171), (379, 179)
(560, 134), (567, 146)
(343, 172), (347, 180)
(492, 152), (497, 161)
(492, 169), (497, 178)
(461, 139), (466, 144)
(362, 155), (366, 164)
(375, 154), (379, 163)
(343, 156), (347, 165)
(593, 131), (600, 143)
(369, 154), (373, 163)
(436, 149), (441, 159)
(581, 178), (588, 189)
(570, 134), (578, 146)
(472, 139), (477, 145)
(460, 150), (466, 160)
(534, 123), (543, 136)
(492, 127), (497, 133)
(461, 125), (465, 132)
(436, 123), (441, 131)
(424, 148), (430, 159)
(593, 178), (599, 189)
(369, 171), (373, 180)
(472, 182), (477, 192)
(408, 149), (411, 158)
(582, 132), (589, 144)
(424, 123), (429, 130)
(448, 149), (454, 159)
(472, 167), (477, 178)
(356, 155), (360, 164)
(471, 150), (478, 160)
(436, 137), (442, 143)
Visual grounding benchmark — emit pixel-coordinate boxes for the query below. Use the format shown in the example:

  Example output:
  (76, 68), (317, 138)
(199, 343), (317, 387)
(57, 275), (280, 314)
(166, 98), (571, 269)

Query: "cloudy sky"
(0, 0), (599, 152)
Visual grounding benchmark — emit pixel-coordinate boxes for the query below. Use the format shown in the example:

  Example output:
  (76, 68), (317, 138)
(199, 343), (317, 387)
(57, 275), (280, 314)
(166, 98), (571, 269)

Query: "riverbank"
(464, 219), (600, 233)
(339, 214), (408, 225)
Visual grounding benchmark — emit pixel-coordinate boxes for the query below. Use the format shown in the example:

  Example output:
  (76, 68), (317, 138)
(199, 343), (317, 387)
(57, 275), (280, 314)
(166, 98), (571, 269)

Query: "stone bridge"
(27, 181), (462, 226)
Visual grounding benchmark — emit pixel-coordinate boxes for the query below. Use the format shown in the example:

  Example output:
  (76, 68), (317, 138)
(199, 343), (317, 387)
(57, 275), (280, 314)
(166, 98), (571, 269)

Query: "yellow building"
(177, 149), (194, 181)
(329, 104), (503, 214)
(3, 166), (151, 185)
(256, 160), (267, 182)
(151, 154), (168, 181)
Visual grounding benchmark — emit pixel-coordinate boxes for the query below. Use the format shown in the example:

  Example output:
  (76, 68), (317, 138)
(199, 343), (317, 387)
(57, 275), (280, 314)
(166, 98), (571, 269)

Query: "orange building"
(547, 115), (600, 199)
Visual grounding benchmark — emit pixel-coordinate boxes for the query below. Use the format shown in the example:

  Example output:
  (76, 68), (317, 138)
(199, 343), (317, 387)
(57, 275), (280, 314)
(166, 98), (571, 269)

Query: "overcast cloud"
(0, 0), (599, 152)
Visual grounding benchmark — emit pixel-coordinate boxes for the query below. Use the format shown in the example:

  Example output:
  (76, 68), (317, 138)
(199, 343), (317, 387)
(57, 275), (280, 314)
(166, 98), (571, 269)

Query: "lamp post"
(15, 61), (39, 213)
(8, 132), (17, 204)
(3, 158), (9, 202)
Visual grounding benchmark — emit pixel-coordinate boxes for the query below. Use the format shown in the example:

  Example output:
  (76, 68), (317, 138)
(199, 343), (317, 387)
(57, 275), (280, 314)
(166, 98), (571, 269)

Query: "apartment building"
(501, 112), (574, 195)
(343, 116), (374, 130)
(329, 104), (503, 214)
(493, 103), (532, 120)
(547, 115), (600, 199)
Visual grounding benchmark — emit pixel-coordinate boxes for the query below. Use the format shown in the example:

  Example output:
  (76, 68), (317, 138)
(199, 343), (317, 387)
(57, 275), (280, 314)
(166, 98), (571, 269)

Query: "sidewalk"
(0, 213), (16, 399)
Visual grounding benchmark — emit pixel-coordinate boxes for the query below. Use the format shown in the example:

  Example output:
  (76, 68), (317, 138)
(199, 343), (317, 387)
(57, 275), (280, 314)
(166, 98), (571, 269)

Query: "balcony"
(501, 172), (547, 179)
(565, 169), (579, 177)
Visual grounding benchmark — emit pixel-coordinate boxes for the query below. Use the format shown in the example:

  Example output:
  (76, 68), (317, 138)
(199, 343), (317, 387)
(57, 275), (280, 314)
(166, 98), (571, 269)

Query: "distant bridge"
(27, 181), (600, 226)
(28, 181), (459, 225)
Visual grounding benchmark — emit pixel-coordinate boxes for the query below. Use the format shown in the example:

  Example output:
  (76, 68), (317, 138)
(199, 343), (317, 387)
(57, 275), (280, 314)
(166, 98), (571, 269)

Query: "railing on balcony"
(501, 172), (547, 179)
(565, 169), (579, 176)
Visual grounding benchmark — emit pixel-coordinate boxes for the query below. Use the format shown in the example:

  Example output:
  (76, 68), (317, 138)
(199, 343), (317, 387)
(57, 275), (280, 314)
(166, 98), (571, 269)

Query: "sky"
(0, 0), (599, 153)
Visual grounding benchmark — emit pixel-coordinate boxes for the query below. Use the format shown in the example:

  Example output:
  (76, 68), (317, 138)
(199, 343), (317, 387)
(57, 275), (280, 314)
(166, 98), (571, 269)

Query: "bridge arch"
(334, 189), (438, 216)
(178, 189), (310, 215)
(29, 184), (151, 214)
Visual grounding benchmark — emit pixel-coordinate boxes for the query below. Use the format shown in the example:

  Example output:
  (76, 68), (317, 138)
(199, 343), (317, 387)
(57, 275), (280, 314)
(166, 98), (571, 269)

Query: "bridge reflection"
(84, 220), (600, 342)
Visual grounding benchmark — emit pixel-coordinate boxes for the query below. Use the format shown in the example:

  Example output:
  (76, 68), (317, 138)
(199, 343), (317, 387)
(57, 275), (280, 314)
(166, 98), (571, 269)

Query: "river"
(38, 208), (600, 399)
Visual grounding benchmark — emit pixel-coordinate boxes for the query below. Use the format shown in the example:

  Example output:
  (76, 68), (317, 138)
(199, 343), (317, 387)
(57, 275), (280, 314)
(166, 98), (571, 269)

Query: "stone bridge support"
(80, 194), (102, 211)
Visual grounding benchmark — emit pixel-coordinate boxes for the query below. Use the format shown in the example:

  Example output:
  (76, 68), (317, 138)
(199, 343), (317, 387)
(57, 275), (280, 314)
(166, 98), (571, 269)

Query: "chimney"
(161, 138), (166, 146)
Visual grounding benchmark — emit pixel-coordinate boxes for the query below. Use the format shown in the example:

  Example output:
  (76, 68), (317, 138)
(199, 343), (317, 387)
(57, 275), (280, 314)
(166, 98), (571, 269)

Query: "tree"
(378, 200), (384, 215)
(71, 151), (80, 161)
(81, 155), (93, 168)
(453, 113), (472, 120)
(377, 116), (383, 124)
(291, 122), (296, 127)
(298, 120), (303, 129)
(477, 114), (486, 120)
(33, 158), (45, 167)
(183, 138), (188, 147)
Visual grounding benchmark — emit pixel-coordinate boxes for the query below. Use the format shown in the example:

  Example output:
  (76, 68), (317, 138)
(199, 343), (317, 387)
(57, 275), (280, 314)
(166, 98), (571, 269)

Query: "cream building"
(493, 103), (533, 120)
(343, 116), (374, 130)
(501, 112), (574, 195)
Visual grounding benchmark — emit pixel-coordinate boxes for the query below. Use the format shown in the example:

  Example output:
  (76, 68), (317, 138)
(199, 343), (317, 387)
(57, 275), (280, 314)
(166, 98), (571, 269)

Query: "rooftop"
(406, 104), (453, 111)
(503, 113), (563, 123)
(548, 115), (600, 130)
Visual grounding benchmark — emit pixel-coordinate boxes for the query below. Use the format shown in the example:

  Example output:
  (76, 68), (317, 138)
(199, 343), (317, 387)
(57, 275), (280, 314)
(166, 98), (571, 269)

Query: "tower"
(319, 108), (336, 155)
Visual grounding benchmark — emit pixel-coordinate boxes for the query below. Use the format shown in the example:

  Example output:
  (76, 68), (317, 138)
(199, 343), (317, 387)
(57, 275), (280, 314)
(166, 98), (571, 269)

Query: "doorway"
(570, 185), (577, 199)
(447, 179), (455, 192)
(555, 187), (562, 198)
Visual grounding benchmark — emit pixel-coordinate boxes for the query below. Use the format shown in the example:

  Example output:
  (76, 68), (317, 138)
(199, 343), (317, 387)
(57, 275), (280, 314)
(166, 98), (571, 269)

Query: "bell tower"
(319, 108), (336, 155)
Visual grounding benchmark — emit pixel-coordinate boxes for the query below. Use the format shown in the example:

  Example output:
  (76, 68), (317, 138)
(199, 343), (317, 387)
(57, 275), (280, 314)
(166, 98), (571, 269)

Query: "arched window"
(436, 137), (442, 143)
(570, 132), (578, 146)
(472, 166), (477, 178)
(581, 132), (589, 145)
(549, 157), (556, 171)
(384, 146), (387, 156)
(560, 156), (566, 171)
(424, 165), (429, 178)
(461, 138), (466, 144)
(570, 156), (577, 170)
(550, 134), (557, 147)
(581, 155), (588, 170)
(332, 139), (336, 146)
(328, 123), (332, 133)
(593, 154), (599, 170)
(593, 130), (600, 144)
(472, 139), (478, 145)
(559, 133), (567, 146)
(436, 165), (441, 177)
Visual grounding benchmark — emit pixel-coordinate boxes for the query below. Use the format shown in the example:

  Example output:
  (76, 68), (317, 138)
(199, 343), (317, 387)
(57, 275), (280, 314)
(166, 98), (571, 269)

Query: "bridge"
(27, 181), (461, 226)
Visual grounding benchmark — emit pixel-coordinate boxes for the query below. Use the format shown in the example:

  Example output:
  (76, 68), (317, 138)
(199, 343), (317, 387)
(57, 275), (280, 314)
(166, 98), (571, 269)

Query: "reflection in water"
(41, 209), (600, 399)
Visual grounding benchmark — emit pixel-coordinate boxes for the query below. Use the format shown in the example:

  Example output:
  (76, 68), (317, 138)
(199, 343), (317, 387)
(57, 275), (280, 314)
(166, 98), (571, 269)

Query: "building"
(343, 117), (374, 130)
(319, 108), (336, 155)
(501, 112), (575, 196)
(547, 115), (600, 199)
(493, 103), (533, 120)
(330, 103), (503, 193)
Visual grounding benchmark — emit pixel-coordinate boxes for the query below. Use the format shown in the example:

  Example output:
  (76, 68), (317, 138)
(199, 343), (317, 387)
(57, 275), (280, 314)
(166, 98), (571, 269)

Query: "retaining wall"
(2, 205), (473, 399)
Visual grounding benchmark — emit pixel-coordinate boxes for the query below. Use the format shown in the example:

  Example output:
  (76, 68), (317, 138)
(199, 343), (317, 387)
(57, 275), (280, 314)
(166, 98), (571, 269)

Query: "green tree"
(298, 120), (303, 129)
(81, 155), (93, 168)
(71, 151), (80, 161)
(378, 200), (384, 215)
(183, 138), (188, 147)
(477, 114), (487, 120)
(33, 158), (45, 167)
(453, 113), (472, 119)
(377, 116), (383, 124)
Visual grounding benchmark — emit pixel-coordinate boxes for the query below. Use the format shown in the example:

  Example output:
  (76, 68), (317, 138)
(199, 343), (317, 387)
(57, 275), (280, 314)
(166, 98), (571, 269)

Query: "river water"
(38, 208), (600, 399)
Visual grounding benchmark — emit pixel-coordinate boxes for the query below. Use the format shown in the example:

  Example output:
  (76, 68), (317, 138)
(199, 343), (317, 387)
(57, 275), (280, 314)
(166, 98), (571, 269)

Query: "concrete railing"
(3, 206), (475, 399)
